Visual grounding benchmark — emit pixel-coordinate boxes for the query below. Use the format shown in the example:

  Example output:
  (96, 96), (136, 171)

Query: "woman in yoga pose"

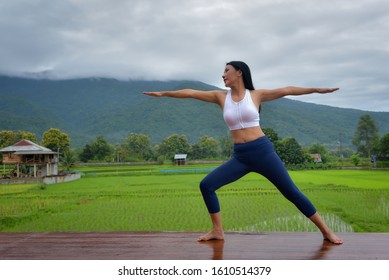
(144, 61), (343, 244)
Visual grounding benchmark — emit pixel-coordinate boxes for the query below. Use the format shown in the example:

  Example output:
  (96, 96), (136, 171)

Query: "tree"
(114, 144), (128, 163)
(158, 134), (190, 160)
(352, 114), (379, 158)
(61, 149), (77, 171)
(41, 128), (70, 153)
(17, 131), (37, 143)
(379, 133), (389, 157)
(191, 136), (219, 159)
(277, 137), (305, 164)
(262, 127), (280, 143)
(262, 127), (281, 152)
(79, 144), (93, 162)
(79, 136), (113, 162)
(350, 153), (361, 166)
(219, 135), (233, 158)
(122, 133), (154, 161)
(0, 130), (36, 149)
(309, 142), (329, 163)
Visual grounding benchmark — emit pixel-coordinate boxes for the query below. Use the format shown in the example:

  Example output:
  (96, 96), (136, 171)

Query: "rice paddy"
(1, 166), (388, 233)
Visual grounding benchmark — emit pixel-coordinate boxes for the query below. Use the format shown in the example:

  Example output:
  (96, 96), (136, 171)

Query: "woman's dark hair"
(226, 61), (260, 112)
(226, 61), (255, 90)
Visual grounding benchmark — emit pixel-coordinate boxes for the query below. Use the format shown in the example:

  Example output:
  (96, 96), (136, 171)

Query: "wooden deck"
(0, 231), (388, 260)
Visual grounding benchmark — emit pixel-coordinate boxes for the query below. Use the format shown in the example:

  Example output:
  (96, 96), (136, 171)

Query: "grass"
(0, 166), (388, 233)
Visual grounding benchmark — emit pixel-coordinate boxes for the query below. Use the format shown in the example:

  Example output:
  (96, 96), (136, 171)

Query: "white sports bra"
(223, 89), (260, 131)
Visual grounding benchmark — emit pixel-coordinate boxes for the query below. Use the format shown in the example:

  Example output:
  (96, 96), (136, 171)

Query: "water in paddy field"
(378, 197), (389, 218)
(232, 213), (354, 233)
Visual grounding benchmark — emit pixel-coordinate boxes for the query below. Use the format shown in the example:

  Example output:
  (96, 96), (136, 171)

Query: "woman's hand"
(316, 88), (340, 94)
(143, 91), (163, 97)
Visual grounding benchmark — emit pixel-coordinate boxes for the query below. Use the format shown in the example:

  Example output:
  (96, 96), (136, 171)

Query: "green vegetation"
(2, 77), (388, 171)
(1, 76), (389, 148)
(2, 77), (388, 234)
(1, 166), (388, 233)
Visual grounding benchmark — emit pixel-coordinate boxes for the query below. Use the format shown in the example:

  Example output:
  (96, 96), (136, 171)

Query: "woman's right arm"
(144, 89), (225, 104)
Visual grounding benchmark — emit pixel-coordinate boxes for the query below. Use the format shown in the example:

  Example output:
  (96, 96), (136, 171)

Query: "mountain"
(1, 76), (388, 148)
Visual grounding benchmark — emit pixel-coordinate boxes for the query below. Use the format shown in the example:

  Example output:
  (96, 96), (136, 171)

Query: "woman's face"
(222, 64), (242, 88)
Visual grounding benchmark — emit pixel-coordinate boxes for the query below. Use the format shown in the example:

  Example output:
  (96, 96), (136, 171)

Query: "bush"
(286, 162), (335, 170)
(157, 155), (165, 165)
(350, 154), (361, 166)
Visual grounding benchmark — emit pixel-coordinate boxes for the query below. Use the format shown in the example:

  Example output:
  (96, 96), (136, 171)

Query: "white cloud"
(0, 0), (388, 111)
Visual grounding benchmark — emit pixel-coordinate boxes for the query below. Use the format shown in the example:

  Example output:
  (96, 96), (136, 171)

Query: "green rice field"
(1, 165), (388, 233)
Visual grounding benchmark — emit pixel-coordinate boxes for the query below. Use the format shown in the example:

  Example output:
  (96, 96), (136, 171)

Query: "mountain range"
(1, 75), (388, 149)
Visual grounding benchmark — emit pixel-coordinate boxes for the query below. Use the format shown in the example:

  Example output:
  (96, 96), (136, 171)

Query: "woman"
(144, 61), (343, 244)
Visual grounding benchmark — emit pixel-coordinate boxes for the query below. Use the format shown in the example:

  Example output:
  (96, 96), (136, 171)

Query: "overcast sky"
(1, 0), (388, 111)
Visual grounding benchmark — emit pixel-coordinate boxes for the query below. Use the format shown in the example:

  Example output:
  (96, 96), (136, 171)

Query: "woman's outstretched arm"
(144, 89), (225, 104)
(257, 86), (339, 102)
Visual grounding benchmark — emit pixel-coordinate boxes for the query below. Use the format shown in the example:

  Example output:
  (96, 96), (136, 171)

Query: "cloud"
(0, 0), (388, 111)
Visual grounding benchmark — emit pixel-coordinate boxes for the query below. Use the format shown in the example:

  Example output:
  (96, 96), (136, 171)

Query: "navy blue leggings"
(199, 136), (316, 217)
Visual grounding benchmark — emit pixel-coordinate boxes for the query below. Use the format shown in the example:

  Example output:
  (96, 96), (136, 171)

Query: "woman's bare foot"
(308, 212), (343, 245)
(323, 232), (343, 245)
(197, 229), (224, 242)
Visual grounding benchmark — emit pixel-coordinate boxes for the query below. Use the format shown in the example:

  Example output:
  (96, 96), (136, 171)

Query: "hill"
(1, 76), (388, 148)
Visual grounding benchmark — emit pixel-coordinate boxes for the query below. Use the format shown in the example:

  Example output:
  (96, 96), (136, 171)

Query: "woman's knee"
(199, 178), (212, 194)
(281, 186), (306, 204)
(200, 174), (222, 194)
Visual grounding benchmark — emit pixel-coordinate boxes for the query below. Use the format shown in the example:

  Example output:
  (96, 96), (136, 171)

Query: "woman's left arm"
(256, 86), (339, 102)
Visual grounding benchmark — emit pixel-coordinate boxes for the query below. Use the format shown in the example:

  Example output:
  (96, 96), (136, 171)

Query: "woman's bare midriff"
(230, 126), (266, 144)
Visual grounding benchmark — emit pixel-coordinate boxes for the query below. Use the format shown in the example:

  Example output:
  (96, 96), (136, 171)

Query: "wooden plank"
(0, 232), (388, 260)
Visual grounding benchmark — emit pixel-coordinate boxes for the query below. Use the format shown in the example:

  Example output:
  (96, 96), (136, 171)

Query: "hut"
(310, 153), (322, 163)
(174, 154), (187, 166)
(1, 140), (59, 178)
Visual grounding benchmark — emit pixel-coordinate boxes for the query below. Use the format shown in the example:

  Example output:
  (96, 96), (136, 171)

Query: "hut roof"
(174, 154), (187, 160)
(0, 140), (57, 155)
